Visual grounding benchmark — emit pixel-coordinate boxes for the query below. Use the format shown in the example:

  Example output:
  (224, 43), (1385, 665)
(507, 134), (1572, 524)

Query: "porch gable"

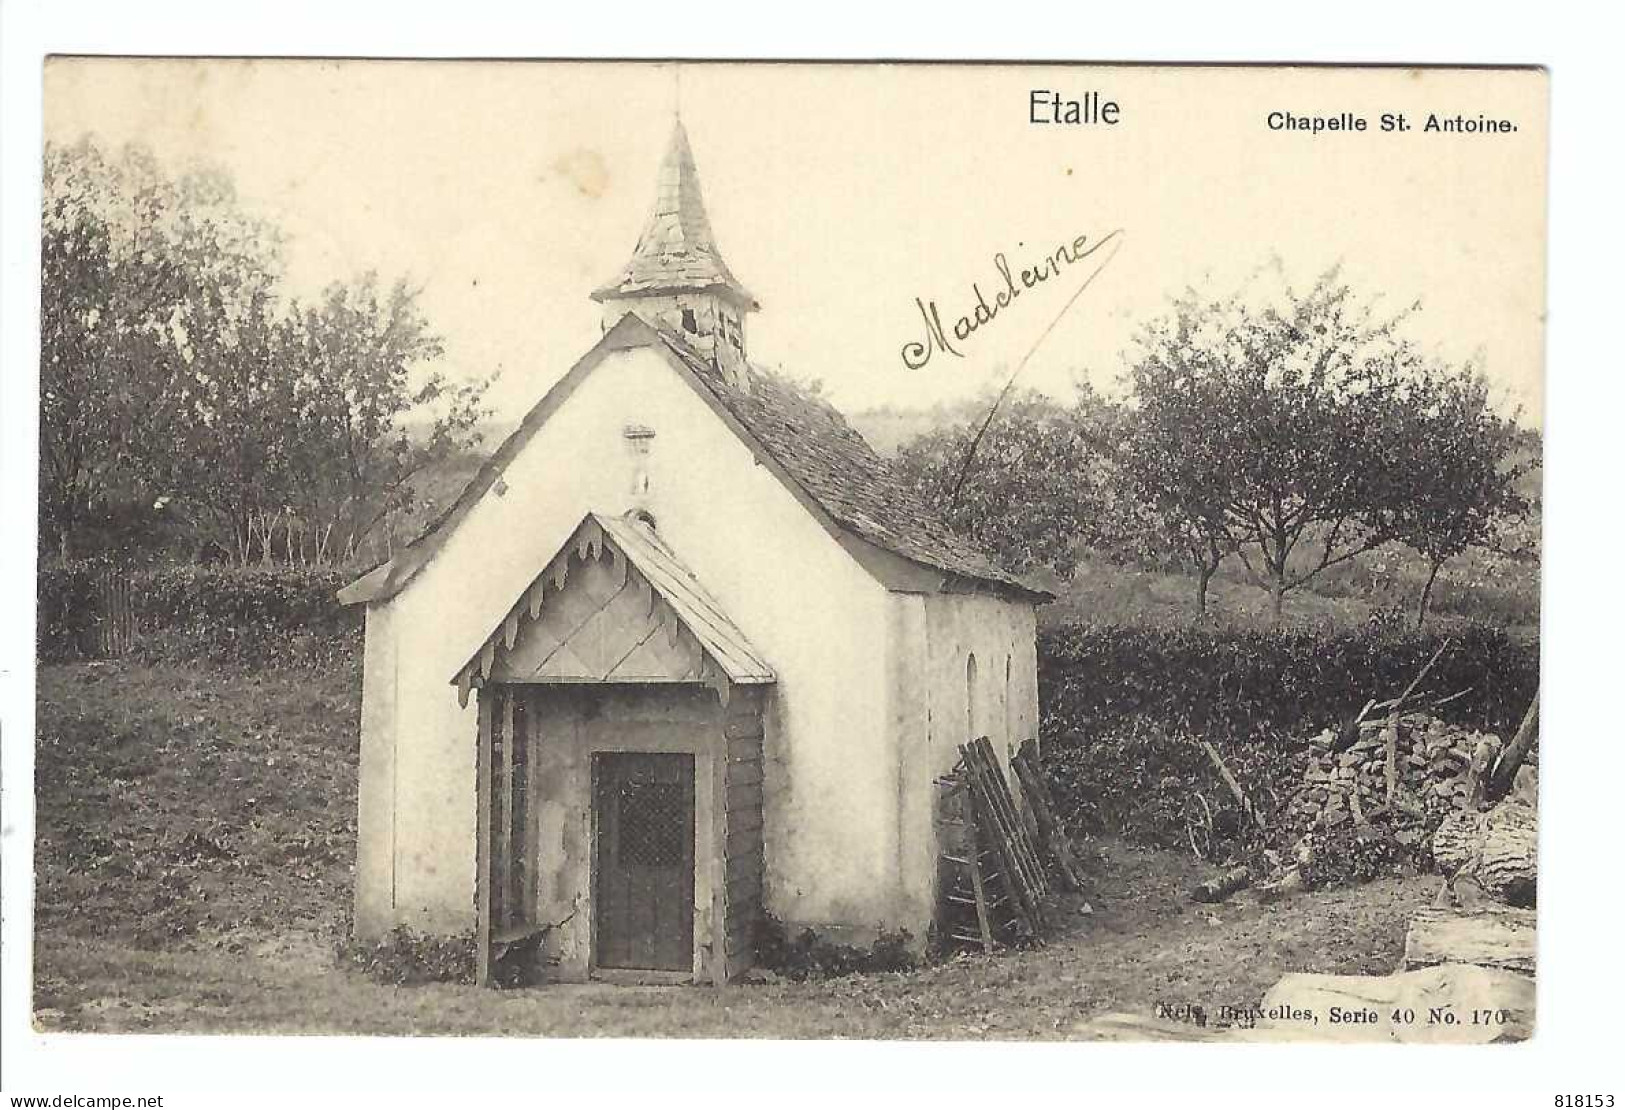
(452, 512), (774, 707)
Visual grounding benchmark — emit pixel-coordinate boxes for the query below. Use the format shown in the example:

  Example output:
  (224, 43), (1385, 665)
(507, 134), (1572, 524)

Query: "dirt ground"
(32, 660), (1436, 1039)
(33, 839), (1435, 1039)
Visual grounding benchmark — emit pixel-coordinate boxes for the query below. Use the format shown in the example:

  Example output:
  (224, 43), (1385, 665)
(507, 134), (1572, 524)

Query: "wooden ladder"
(937, 737), (1051, 952)
(941, 831), (1031, 952)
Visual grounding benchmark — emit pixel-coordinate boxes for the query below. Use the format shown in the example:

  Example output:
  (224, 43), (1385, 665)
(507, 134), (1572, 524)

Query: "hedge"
(1034, 622), (1540, 856)
(1038, 622), (1538, 742)
(37, 562), (362, 670)
(35, 561), (103, 663)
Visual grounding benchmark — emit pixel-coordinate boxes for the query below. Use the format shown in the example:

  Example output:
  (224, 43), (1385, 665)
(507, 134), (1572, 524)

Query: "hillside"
(33, 661), (360, 950)
(844, 406), (959, 456)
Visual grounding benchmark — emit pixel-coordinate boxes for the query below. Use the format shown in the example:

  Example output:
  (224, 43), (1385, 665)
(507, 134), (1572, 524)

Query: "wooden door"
(593, 752), (695, 971)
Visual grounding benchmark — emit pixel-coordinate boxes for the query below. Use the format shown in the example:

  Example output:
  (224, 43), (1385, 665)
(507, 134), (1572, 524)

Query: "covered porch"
(453, 512), (774, 986)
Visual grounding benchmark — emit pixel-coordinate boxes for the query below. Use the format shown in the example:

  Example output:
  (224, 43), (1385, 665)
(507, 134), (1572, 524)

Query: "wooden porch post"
(710, 684), (730, 986)
(498, 689), (515, 931)
(475, 687), (494, 987)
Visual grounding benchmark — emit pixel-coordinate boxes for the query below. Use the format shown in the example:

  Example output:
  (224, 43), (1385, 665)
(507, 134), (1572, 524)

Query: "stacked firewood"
(1284, 715), (1508, 841)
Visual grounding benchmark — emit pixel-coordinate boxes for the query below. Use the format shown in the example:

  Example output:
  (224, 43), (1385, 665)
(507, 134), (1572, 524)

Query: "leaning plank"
(958, 747), (1045, 935)
(1196, 738), (1267, 833)
(1403, 906), (1536, 976)
(984, 741), (1049, 898)
(970, 740), (1045, 896)
(965, 842), (997, 954)
(981, 745), (1050, 909)
(1011, 750), (1084, 891)
(1488, 689), (1540, 802)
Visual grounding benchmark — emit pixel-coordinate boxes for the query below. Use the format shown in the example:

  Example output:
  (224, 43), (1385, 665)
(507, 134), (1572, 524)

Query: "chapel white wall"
(889, 590), (1040, 940)
(353, 343), (898, 939)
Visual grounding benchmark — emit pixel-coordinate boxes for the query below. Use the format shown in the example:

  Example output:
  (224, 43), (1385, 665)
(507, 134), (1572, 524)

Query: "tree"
(39, 136), (490, 567)
(281, 274), (488, 564)
(1111, 458), (1235, 620)
(1377, 362), (1531, 626)
(1123, 264), (1416, 622)
(1110, 367), (1240, 619)
(100, 158), (296, 565)
(892, 387), (1128, 578)
(39, 140), (193, 559)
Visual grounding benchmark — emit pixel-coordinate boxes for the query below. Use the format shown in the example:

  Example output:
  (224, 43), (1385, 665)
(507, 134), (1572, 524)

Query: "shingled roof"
(591, 120), (757, 309)
(338, 315), (1049, 607)
(651, 330), (1046, 597)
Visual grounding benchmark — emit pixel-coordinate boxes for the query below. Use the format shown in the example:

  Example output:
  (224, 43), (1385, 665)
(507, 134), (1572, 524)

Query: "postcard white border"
(3, 1), (1619, 1105)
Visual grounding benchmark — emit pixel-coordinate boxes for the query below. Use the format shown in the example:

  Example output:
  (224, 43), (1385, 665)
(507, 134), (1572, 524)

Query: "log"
(1432, 809), (1483, 874)
(1488, 690), (1540, 802)
(1477, 803), (1537, 906)
(1256, 866), (1306, 902)
(1431, 801), (1537, 907)
(1506, 765), (1538, 809)
(1191, 865), (1251, 903)
(1404, 906), (1536, 975)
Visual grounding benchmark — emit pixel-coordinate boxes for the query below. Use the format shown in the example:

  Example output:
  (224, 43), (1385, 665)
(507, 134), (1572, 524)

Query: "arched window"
(1004, 655), (1014, 748)
(965, 653), (980, 740)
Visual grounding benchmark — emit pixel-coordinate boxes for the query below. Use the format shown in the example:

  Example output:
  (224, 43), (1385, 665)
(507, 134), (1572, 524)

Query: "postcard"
(32, 58), (1545, 1044)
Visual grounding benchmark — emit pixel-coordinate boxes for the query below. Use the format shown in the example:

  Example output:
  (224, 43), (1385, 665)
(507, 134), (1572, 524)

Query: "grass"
(33, 660), (359, 948)
(1045, 550), (1538, 638)
(32, 660), (1436, 1039)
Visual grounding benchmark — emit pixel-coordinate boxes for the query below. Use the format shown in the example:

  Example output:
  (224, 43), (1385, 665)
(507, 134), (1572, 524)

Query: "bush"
(1299, 823), (1418, 888)
(1038, 621), (1537, 741)
(1034, 621), (1539, 858)
(336, 925), (476, 986)
(753, 915), (916, 980)
(1038, 718), (1298, 857)
(134, 565), (360, 669)
(37, 561), (362, 669)
(36, 561), (104, 662)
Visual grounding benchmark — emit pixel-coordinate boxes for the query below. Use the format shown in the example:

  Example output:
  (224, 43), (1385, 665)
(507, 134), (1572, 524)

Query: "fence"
(91, 565), (138, 658)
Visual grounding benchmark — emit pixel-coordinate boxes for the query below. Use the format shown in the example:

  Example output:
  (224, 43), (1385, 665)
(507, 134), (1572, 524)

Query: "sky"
(44, 60), (1548, 426)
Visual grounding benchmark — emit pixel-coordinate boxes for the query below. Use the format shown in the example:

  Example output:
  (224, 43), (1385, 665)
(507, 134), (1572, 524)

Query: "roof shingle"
(652, 330), (1045, 597)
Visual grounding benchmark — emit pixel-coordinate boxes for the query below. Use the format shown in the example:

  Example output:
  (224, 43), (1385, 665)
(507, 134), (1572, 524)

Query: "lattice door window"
(616, 779), (688, 868)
